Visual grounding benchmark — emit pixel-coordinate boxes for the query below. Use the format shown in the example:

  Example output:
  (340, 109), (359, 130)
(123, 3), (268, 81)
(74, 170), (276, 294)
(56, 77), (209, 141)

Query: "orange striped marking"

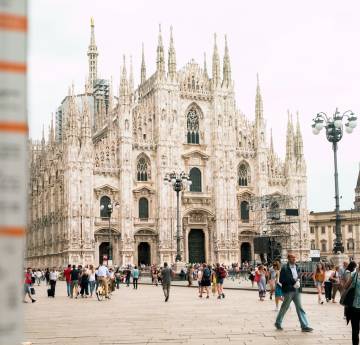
(0, 122), (28, 133)
(0, 61), (26, 73)
(0, 13), (27, 32)
(0, 226), (26, 237)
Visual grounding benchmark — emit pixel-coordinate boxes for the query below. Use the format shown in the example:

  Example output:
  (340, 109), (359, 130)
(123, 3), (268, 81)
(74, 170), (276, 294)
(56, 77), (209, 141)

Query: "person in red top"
(64, 264), (72, 297)
(23, 267), (36, 303)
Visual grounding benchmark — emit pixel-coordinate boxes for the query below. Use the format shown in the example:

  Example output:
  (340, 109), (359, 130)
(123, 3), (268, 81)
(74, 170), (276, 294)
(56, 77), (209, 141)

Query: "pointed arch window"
(240, 201), (249, 223)
(238, 162), (251, 186)
(136, 155), (151, 181)
(187, 108), (200, 144)
(100, 196), (111, 218)
(139, 197), (149, 219)
(189, 167), (202, 192)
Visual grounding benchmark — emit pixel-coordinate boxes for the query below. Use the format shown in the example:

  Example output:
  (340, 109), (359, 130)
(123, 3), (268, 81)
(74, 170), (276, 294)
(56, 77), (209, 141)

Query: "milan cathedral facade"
(26, 20), (309, 268)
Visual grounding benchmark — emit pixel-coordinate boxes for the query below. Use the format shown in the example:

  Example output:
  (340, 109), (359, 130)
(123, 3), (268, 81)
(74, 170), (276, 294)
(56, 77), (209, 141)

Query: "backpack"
(203, 268), (211, 279)
(219, 267), (226, 279)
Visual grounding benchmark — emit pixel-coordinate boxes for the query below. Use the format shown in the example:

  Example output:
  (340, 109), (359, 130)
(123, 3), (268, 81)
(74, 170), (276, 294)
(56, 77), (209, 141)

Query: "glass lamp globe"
(171, 177), (176, 184)
(334, 117), (343, 129)
(312, 124), (320, 135)
(100, 205), (105, 210)
(315, 119), (324, 130)
(108, 204), (112, 209)
(349, 116), (357, 128)
(345, 124), (353, 134)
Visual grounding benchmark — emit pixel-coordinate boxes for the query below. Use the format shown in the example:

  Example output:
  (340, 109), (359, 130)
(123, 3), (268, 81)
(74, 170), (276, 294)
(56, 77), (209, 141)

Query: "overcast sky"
(28, 0), (360, 212)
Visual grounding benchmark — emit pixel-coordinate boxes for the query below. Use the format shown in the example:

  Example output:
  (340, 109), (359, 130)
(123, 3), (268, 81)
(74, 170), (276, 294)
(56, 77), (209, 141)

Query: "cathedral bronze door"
(241, 242), (252, 263)
(99, 242), (110, 265)
(138, 242), (151, 266)
(188, 229), (205, 263)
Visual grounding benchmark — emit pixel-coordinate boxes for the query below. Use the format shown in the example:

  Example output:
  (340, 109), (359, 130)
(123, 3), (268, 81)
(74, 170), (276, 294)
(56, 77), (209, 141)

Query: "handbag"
(30, 287), (35, 295)
(340, 272), (358, 307)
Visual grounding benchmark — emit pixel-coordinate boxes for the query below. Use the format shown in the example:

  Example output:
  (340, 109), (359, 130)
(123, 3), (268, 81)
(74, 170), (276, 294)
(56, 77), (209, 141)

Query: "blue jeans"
(66, 282), (71, 296)
(275, 290), (309, 329)
(89, 281), (96, 296)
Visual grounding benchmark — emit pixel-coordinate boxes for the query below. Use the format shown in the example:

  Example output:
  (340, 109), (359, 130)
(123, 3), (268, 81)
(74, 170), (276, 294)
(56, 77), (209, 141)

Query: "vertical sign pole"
(0, 2), (27, 344)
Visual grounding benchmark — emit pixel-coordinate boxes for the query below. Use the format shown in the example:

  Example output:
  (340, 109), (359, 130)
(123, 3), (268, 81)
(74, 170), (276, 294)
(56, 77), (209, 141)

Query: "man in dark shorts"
(199, 263), (211, 299)
(215, 263), (227, 299)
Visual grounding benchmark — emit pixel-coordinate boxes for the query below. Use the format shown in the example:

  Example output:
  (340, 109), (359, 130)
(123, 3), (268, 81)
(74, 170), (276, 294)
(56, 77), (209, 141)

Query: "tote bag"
(340, 273), (358, 307)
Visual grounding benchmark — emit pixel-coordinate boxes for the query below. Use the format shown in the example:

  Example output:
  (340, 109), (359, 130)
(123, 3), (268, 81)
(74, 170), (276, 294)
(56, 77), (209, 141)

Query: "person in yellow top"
(211, 267), (217, 297)
(313, 263), (325, 304)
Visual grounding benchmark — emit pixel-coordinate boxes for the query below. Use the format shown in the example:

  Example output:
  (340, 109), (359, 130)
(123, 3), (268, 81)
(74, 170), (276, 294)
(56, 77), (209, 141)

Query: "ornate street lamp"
(164, 171), (192, 262)
(312, 108), (357, 254)
(100, 201), (120, 262)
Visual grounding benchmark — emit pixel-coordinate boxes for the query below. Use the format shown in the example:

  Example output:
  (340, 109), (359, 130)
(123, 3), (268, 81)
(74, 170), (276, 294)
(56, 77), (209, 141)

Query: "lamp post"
(312, 108), (357, 254)
(100, 201), (120, 263)
(164, 171), (192, 262)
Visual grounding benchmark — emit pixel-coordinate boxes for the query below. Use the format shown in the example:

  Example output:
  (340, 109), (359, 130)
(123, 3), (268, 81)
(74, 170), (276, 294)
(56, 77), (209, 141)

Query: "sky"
(28, 0), (360, 212)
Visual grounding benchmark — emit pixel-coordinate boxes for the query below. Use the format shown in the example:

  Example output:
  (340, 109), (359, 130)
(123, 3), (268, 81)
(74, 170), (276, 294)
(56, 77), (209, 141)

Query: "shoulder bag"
(340, 272), (358, 307)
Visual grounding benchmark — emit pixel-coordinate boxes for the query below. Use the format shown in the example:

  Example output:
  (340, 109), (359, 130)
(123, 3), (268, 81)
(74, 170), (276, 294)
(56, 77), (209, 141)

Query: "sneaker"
(165, 296), (169, 302)
(302, 327), (313, 333)
(222, 293), (225, 298)
(206, 296), (209, 299)
(217, 296), (221, 299)
(31, 299), (36, 303)
(274, 323), (283, 330)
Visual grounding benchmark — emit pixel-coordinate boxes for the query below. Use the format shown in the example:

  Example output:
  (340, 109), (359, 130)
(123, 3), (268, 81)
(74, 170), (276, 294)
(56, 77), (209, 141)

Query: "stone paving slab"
(24, 281), (350, 345)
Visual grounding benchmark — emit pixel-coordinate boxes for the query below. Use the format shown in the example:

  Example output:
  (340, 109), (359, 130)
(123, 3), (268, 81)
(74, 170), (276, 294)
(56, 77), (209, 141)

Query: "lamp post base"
(173, 261), (186, 274)
(329, 252), (349, 267)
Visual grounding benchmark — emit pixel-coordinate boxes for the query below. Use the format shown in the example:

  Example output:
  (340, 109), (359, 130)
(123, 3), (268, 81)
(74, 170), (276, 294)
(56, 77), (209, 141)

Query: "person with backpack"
(215, 263), (227, 299)
(199, 264), (211, 299)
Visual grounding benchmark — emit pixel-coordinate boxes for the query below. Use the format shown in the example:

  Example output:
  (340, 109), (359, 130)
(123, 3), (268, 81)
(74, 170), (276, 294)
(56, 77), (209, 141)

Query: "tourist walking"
(331, 266), (341, 303)
(45, 268), (50, 286)
(273, 261), (283, 311)
(88, 265), (96, 297)
(64, 264), (72, 297)
(211, 267), (217, 297)
(199, 264), (211, 299)
(324, 265), (333, 302)
(35, 269), (42, 286)
(187, 265), (194, 287)
(160, 262), (174, 302)
(48, 267), (58, 297)
(132, 265), (140, 289)
(70, 265), (80, 298)
(23, 268), (36, 303)
(313, 263), (325, 304)
(255, 265), (267, 301)
(344, 265), (360, 345)
(215, 263), (226, 299)
(125, 266), (131, 287)
(80, 268), (89, 297)
(151, 265), (159, 286)
(249, 267), (255, 287)
(269, 264), (276, 300)
(197, 266), (203, 294)
(114, 268), (121, 289)
(275, 254), (313, 332)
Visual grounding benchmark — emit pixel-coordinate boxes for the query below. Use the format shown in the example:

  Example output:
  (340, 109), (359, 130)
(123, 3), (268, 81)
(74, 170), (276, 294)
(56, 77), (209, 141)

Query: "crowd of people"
(23, 257), (360, 344)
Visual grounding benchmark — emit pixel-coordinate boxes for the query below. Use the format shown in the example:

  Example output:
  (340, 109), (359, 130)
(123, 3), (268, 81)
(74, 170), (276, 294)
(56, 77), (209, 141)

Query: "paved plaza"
(24, 281), (351, 345)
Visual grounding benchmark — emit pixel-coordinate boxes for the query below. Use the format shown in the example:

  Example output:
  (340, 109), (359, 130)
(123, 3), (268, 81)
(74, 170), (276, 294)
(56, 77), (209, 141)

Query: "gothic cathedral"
(26, 20), (309, 268)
